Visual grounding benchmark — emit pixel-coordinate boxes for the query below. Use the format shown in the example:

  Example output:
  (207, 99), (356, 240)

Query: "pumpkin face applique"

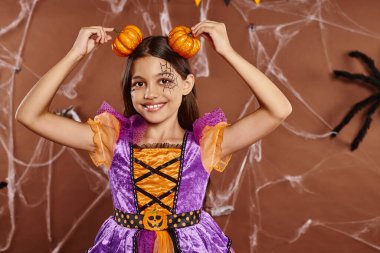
(142, 207), (170, 231)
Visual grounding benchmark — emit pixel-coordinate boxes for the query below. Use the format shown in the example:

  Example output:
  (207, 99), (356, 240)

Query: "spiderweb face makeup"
(159, 61), (179, 95)
(130, 61), (180, 97)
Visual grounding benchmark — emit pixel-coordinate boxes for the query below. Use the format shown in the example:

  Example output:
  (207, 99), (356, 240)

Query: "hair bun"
(168, 25), (201, 59)
(111, 25), (143, 57)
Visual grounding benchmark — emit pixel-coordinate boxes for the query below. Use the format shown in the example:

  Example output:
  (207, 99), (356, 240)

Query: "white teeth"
(146, 104), (162, 108)
(144, 103), (165, 111)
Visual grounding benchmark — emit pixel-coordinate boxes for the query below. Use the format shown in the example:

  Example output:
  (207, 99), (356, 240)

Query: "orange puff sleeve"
(200, 121), (232, 174)
(193, 108), (233, 174)
(86, 112), (120, 169)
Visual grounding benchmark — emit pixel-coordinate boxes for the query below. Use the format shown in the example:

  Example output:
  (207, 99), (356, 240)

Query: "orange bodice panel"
(132, 147), (182, 215)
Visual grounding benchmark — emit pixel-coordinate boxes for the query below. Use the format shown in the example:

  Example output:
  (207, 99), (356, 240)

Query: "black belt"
(113, 207), (201, 231)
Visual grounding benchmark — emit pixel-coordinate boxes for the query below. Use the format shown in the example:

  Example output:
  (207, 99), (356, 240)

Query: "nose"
(144, 83), (159, 99)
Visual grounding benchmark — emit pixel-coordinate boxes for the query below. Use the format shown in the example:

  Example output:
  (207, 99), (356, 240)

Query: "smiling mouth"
(143, 103), (166, 112)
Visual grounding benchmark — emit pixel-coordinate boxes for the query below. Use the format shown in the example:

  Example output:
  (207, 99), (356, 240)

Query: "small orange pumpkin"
(168, 26), (201, 59)
(112, 25), (143, 57)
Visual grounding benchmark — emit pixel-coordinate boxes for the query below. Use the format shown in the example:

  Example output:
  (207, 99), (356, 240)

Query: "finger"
(88, 26), (107, 43)
(191, 21), (204, 31)
(191, 20), (208, 30)
(99, 26), (107, 44)
(103, 27), (113, 41)
(191, 23), (203, 35)
(192, 21), (215, 34)
(193, 24), (214, 37)
(100, 27), (107, 43)
(86, 28), (102, 43)
(103, 27), (115, 31)
(96, 26), (106, 43)
(96, 30), (102, 44)
(88, 26), (114, 30)
(191, 20), (215, 29)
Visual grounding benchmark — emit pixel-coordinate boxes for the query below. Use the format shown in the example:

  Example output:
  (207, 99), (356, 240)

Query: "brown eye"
(160, 79), (172, 85)
(133, 82), (144, 87)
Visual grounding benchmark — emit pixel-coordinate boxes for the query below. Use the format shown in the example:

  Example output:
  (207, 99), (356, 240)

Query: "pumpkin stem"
(113, 28), (121, 34)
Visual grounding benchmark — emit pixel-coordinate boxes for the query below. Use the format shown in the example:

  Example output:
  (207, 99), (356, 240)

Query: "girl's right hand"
(69, 26), (114, 60)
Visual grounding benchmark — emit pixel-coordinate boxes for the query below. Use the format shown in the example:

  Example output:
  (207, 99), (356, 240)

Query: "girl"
(15, 20), (292, 252)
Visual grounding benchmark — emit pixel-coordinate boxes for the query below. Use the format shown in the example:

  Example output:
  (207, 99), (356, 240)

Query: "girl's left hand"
(191, 20), (234, 56)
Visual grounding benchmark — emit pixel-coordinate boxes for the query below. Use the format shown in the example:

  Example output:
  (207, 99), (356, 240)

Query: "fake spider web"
(1, 0), (380, 252)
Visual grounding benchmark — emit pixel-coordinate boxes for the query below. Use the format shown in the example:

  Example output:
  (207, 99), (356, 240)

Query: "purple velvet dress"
(86, 101), (233, 253)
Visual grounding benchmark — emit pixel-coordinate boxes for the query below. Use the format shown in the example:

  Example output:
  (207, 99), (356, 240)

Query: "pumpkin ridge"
(127, 27), (142, 44)
(114, 38), (132, 55)
(119, 33), (134, 50)
(185, 38), (195, 56)
(170, 26), (185, 36)
(125, 32), (139, 47)
(169, 30), (183, 45)
(172, 36), (187, 56)
(129, 25), (143, 41)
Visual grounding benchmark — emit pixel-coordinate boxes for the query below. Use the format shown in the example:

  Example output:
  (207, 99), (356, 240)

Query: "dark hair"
(120, 35), (199, 131)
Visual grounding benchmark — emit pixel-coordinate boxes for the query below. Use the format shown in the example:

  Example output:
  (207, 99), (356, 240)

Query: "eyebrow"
(132, 72), (173, 80)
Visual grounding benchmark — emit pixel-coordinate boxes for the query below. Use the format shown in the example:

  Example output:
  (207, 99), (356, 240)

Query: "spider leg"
(333, 70), (380, 89)
(348, 50), (380, 81)
(330, 94), (380, 137)
(350, 99), (380, 151)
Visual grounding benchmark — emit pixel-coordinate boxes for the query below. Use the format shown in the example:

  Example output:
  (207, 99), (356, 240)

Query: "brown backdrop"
(2, 0), (380, 252)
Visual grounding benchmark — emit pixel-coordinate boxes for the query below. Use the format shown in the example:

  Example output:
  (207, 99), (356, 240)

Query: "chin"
(136, 108), (163, 122)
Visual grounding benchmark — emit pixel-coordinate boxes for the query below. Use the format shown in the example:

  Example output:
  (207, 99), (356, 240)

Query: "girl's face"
(130, 55), (194, 124)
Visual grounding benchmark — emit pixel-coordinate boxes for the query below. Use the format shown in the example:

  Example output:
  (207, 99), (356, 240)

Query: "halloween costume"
(84, 101), (234, 253)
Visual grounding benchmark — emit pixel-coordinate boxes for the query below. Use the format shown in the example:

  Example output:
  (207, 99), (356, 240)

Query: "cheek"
(130, 89), (142, 100)
(131, 94), (137, 103)
(164, 92), (182, 108)
(162, 85), (182, 98)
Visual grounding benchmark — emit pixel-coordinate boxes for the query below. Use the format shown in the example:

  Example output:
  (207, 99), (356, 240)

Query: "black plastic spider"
(330, 50), (380, 151)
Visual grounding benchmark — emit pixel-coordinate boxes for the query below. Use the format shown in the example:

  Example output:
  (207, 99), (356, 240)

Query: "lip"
(143, 102), (166, 106)
(143, 102), (166, 112)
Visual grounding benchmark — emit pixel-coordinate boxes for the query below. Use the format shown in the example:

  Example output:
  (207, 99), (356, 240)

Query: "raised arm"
(15, 26), (114, 151)
(191, 20), (292, 157)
